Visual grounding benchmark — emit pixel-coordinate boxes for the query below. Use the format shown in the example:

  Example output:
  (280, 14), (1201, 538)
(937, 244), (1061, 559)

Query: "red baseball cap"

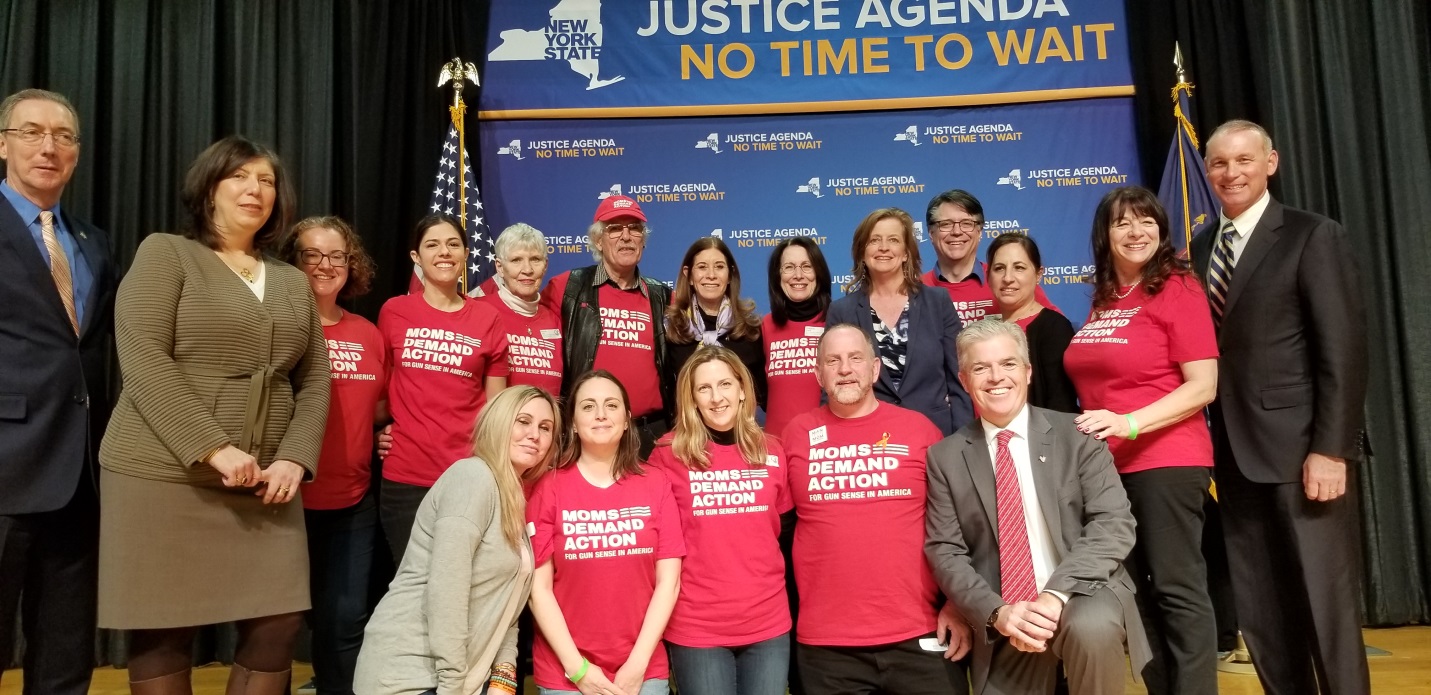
(593, 195), (647, 223)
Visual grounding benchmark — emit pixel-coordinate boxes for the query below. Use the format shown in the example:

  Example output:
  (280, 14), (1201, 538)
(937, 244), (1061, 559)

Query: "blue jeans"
(538, 678), (669, 695)
(667, 633), (790, 695)
(305, 492), (378, 695)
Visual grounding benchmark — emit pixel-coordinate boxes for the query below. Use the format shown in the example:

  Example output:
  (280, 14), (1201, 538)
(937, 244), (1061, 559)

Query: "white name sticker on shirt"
(541, 329), (562, 340)
(526, 522), (536, 538)
(809, 425), (828, 446)
(766, 454), (780, 467)
(805, 325), (825, 338)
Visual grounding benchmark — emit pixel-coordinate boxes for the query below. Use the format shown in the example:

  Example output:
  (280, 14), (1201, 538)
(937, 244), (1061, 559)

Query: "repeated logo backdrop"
(477, 97), (1142, 325)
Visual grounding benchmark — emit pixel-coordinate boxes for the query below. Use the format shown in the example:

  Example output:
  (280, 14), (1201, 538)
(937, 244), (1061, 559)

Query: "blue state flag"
(1157, 83), (1220, 251)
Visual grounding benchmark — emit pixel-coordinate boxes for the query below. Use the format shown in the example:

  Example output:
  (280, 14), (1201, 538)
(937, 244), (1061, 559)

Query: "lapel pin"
(1038, 455), (1046, 462)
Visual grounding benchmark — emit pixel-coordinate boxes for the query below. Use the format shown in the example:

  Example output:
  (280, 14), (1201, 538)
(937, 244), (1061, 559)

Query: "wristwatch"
(987, 604), (1005, 629)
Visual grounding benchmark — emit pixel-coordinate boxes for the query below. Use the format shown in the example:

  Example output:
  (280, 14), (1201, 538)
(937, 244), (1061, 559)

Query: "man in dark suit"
(0, 88), (115, 695)
(925, 319), (1148, 694)
(1190, 119), (1370, 694)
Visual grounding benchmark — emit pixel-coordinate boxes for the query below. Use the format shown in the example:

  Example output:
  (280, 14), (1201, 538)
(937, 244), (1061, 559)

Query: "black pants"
(632, 414), (670, 461)
(0, 480), (98, 695)
(796, 634), (969, 695)
(1120, 466), (1218, 695)
(378, 478), (431, 566)
(305, 492), (378, 695)
(1214, 447), (1370, 695)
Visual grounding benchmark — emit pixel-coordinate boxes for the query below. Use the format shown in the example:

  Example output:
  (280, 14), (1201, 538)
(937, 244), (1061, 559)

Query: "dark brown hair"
(557, 370), (646, 479)
(767, 237), (832, 326)
(283, 216), (377, 300)
(666, 237), (760, 344)
(179, 135), (294, 254)
(1089, 186), (1189, 309)
(407, 213), (467, 253)
(985, 232), (1044, 269)
(846, 207), (924, 295)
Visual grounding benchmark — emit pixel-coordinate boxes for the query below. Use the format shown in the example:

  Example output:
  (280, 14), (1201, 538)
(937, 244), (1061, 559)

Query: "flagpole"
(438, 57), (480, 295)
(1172, 43), (1196, 249)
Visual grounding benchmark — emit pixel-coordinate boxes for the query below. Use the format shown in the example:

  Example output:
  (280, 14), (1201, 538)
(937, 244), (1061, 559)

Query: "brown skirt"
(97, 468), (310, 629)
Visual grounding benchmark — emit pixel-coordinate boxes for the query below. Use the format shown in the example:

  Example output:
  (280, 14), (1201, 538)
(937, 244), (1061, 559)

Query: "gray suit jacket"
(924, 406), (1148, 691)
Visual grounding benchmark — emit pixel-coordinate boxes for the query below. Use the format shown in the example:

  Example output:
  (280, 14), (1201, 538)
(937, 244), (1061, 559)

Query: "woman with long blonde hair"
(356, 386), (560, 695)
(649, 347), (793, 695)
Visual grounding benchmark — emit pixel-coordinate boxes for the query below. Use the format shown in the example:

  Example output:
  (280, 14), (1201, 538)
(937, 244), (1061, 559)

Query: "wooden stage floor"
(4, 627), (1429, 694)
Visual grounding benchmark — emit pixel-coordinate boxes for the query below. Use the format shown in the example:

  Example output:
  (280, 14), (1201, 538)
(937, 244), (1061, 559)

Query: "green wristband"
(566, 658), (590, 684)
(1125, 414), (1139, 440)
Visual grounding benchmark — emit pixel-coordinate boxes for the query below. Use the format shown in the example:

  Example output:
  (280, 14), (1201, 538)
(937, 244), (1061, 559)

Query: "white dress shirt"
(1218, 190), (1272, 265)
(981, 405), (1066, 602)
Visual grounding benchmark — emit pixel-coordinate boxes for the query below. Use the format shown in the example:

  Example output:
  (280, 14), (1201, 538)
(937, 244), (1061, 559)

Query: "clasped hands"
(993, 592), (1065, 653)
(206, 444), (303, 504)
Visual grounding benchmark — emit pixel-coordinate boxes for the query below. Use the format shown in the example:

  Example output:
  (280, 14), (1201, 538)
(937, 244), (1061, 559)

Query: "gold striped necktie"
(39, 210), (79, 335)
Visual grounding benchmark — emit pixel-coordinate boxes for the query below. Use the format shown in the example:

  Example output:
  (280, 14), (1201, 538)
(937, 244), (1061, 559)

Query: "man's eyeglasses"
(931, 219), (981, 234)
(298, 249), (350, 267)
(604, 222), (646, 238)
(0, 128), (80, 148)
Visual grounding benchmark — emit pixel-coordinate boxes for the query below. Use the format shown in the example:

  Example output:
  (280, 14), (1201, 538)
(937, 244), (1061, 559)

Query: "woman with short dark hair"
(98, 135), (329, 694)
(985, 232), (1078, 413)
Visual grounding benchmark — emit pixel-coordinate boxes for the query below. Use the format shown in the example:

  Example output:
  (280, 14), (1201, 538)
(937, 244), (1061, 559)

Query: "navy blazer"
(0, 194), (116, 514)
(827, 285), (972, 435)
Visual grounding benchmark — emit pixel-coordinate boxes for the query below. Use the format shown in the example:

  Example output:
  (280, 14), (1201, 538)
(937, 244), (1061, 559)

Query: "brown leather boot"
(225, 664), (292, 695)
(128, 669), (193, 695)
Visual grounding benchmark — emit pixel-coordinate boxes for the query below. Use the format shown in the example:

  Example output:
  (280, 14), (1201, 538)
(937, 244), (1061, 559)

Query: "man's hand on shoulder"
(1303, 452), (1347, 502)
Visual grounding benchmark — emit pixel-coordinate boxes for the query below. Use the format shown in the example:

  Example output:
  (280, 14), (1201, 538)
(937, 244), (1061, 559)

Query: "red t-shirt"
(922, 264), (1056, 323)
(1063, 273), (1219, 473)
(541, 271), (664, 417)
(528, 465), (686, 689)
(304, 312), (386, 510)
(780, 403), (944, 646)
(477, 292), (564, 397)
(648, 437), (794, 647)
(378, 294), (510, 487)
(762, 315), (824, 438)
(593, 285), (663, 417)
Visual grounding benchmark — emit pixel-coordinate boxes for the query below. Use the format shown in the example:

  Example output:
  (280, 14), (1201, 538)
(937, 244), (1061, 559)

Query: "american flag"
(414, 122), (494, 295)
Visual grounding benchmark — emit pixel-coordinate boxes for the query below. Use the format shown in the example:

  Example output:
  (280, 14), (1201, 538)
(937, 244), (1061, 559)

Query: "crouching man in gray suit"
(924, 319), (1150, 694)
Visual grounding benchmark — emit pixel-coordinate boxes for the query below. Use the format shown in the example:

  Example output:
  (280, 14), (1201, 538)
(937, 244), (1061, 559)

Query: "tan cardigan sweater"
(355, 457), (534, 695)
(100, 233), (330, 484)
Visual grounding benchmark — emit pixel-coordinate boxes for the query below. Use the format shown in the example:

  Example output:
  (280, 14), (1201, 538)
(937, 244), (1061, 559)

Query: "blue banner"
(481, 0), (1133, 117)
(476, 97), (1141, 324)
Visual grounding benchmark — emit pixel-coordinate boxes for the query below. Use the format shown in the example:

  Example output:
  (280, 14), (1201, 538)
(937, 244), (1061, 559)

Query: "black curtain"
(1128, 0), (1431, 625)
(1, 0), (489, 667)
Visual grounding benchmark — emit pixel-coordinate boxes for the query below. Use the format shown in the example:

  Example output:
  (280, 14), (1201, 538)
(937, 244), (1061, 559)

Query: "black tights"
(128, 612), (304, 680)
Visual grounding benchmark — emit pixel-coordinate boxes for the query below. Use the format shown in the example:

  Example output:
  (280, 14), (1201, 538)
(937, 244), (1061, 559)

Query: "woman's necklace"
(1114, 278), (1142, 300)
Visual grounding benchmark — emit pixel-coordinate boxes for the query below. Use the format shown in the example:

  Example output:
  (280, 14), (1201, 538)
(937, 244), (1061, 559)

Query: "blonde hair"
(665, 346), (767, 470)
(472, 386), (561, 548)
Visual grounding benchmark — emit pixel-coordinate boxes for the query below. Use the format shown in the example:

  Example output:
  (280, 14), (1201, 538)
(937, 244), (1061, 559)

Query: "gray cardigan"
(355, 457), (534, 695)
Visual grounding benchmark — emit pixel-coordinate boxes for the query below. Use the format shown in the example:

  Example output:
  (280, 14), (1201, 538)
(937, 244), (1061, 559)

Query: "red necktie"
(995, 429), (1038, 603)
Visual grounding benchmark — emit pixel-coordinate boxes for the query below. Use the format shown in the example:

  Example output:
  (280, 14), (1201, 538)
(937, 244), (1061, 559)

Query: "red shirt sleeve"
(527, 476), (556, 565)
(1160, 274), (1219, 363)
(486, 313), (511, 378)
(769, 437), (794, 514)
(540, 271), (570, 319)
(651, 469), (687, 561)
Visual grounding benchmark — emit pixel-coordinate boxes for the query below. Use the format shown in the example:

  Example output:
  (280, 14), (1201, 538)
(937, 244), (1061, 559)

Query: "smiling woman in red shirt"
(284, 216), (386, 695)
(378, 214), (509, 564)
(527, 370), (685, 695)
(649, 347), (793, 695)
(1063, 186), (1220, 695)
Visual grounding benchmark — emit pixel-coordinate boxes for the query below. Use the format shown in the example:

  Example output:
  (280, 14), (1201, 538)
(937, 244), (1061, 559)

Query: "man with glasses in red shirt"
(922, 190), (1053, 323)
